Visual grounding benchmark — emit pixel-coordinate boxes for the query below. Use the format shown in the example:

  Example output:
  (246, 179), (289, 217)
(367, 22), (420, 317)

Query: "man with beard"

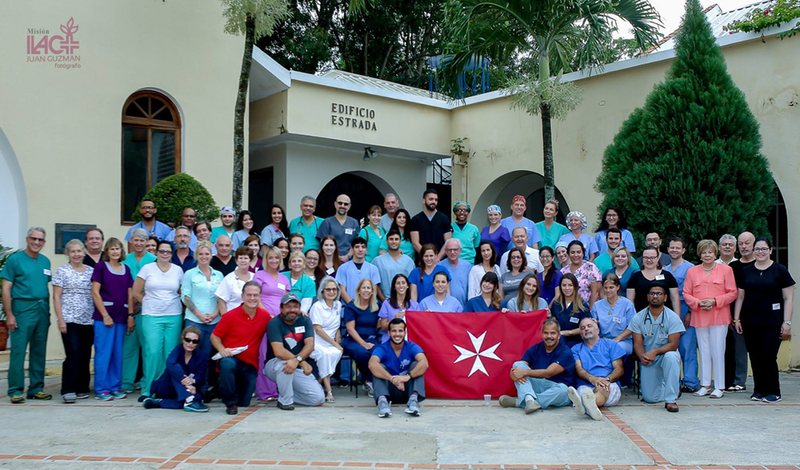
(499, 319), (575, 414)
(211, 207), (236, 242)
(263, 293), (325, 410)
(409, 188), (452, 256)
(166, 207), (199, 251)
(211, 235), (235, 276)
(368, 318), (428, 418)
(628, 284), (685, 412)
(83, 227), (104, 267)
(125, 198), (172, 244)
(316, 194), (360, 262)
(568, 317), (625, 420)
(171, 226), (196, 272)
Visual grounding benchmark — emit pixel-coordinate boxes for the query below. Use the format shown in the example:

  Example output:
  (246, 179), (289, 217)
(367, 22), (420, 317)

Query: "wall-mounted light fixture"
(363, 147), (376, 161)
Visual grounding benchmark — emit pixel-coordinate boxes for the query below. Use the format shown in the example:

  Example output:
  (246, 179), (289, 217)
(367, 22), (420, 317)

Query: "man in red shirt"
(210, 281), (269, 415)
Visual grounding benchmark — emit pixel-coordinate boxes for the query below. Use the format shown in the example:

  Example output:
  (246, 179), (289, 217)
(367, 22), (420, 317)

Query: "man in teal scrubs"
(1, 227), (52, 403)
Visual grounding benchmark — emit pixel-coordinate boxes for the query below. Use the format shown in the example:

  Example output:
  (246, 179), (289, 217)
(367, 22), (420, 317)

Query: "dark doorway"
(526, 187), (570, 225)
(428, 183), (452, 223)
(316, 173), (385, 223)
(768, 184), (788, 265)
(248, 167), (273, 232)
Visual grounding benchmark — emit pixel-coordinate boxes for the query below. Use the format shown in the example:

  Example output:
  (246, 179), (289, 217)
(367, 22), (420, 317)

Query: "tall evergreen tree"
(595, 0), (774, 248)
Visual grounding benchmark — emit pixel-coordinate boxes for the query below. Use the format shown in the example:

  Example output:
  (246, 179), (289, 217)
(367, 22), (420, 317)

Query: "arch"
(315, 171), (397, 221)
(0, 128), (26, 248)
(473, 171), (570, 224)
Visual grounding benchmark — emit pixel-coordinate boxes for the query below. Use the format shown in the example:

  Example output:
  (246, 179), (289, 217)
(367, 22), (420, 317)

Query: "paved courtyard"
(0, 354), (799, 469)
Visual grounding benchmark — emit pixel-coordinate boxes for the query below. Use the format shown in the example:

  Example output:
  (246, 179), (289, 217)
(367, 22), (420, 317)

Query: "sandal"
(665, 402), (679, 413)
(325, 391), (335, 403)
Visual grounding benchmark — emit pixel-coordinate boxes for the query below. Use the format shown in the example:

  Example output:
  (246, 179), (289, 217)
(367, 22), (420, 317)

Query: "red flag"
(406, 310), (546, 399)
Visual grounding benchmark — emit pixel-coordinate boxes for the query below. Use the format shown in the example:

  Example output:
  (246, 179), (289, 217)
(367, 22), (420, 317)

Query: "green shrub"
(132, 173), (218, 225)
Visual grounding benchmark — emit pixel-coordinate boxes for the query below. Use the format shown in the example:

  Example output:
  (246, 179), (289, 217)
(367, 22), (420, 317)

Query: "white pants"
(695, 324), (727, 389)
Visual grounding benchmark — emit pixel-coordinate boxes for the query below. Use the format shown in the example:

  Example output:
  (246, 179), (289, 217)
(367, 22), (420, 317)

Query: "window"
(121, 91), (181, 223)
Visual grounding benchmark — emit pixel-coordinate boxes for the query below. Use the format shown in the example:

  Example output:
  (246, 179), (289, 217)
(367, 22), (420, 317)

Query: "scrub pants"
(341, 336), (376, 383)
(372, 362), (426, 405)
(255, 335), (278, 400)
(93, 321), (126, 394)
(678, 302), (699, 389)
(511, 361), (570, 409)
(122, 314), (143, 391)
(150, 363), (204, 409)
(8, 300), (49, 397)
(640, 350), (682, 403)
(264, 358), (325, 407)
(140, 314), (182, 397)
(60, 323), (93, 396)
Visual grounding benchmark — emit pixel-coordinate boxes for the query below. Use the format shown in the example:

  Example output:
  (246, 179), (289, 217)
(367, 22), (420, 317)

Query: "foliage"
(133, 174), (218, 225)
(259, 0), (445, 88)
(220, 0), (289, 37)
(596, 0), (774, 250)
(724, 0), (800, 39)
(442, 0), (662, 201)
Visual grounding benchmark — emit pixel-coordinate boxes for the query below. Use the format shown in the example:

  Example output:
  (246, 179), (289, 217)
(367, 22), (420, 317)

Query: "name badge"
(43, 269), (51, 276)
(612, 317), (622, 324)
(277, 283), (286, 291)
(344, 228), (354, 235)
(295, 326), (305, 334)
(570, 316), (579, 324)
(326, 267), (334, 274)
(655, 274), (665, 281)
(659, 333), (668, 339)
(772, 303), (781, 310)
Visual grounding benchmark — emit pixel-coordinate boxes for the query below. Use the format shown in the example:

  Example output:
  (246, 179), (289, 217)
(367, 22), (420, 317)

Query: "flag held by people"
(406, 310), (546, 399)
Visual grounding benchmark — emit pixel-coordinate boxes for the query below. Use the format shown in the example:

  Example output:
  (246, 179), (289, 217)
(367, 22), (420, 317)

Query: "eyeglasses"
(28, 237), (45, 242)
(446, 248), (460, 252)
(324, 287), (338, 292)
(157, 249), (173, 255)
(648, 292), (665, 296)
(183, 337), (199, 344)
(754, 247), (770, 252)
(642, 256), (658, 261)
(336, 201), (350, 206)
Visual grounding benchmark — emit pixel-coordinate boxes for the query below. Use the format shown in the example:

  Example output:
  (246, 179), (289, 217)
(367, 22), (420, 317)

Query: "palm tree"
(444, 0), (662, 202)
(220, 0), (288, 211)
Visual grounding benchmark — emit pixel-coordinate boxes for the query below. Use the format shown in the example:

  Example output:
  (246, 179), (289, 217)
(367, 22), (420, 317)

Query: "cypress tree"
(595, 0), (774, 250)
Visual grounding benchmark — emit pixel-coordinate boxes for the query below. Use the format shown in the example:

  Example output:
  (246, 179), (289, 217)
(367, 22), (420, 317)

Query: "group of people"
(0, 190), (793, 418)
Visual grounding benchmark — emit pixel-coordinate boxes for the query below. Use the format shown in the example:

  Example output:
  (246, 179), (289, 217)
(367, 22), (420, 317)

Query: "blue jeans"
(218, 357), (257, 407)
(511, 361), (570, 409)
(679, 302), (699, 389)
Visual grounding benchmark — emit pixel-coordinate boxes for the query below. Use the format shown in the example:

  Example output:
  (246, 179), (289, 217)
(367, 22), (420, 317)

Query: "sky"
(649, 0), (764, 35)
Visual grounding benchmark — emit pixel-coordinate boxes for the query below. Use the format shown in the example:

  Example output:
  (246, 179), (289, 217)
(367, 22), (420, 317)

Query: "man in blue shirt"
(569, 317), (625, 420)
(628, 284), (685, 413)
(500, 194), (541, 250)
(368, 318), (428, 418)
(662, 236), (698, 393)
(124, 198), (172, 244)
(316, 194), (360, 262)
(499, 319), (575, 414)
(335, 237), (382, 303)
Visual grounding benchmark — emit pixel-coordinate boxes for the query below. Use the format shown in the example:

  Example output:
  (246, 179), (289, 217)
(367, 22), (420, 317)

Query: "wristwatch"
(295, 355), (303, 363)
(784, 321), (792, 326)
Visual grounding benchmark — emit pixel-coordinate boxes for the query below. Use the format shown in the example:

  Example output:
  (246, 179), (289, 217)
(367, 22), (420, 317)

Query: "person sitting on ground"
(499, 318), (575, 414)
(627, 284), (685, 412)
(368, 318), (428, 418)
(263, 293), (325, 410)
(143, 326), (209, 412)
(568, 317), (625, 421)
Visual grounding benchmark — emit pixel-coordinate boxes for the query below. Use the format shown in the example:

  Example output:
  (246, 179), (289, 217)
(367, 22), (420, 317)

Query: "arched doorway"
(316, 172), (393, 222)
(474, 171), (570, 224)
(0, 128), (26, 248)
(769, 183), (789, 265)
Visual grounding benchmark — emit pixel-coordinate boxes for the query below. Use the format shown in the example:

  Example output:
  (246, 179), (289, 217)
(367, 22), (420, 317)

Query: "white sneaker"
(694, 387), (711, 397)
(581, 388), (603, 421)
(567, 387), (584, 416)
(709, 389), (724, 399)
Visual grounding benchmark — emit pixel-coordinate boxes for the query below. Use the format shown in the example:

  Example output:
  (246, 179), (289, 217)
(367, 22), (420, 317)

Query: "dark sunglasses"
(183, 337), (200, 344)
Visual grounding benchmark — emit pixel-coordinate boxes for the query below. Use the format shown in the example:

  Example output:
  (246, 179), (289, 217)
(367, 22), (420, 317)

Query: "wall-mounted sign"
(26, 17), (81, 70)
(330, 102), (377, 131)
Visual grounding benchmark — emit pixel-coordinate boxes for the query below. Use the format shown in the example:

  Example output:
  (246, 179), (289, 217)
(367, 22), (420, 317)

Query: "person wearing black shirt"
(409, 189), (452, 256)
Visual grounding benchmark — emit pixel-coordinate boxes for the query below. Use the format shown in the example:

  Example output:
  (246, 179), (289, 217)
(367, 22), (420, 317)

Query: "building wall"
(1, 0), (243, 356)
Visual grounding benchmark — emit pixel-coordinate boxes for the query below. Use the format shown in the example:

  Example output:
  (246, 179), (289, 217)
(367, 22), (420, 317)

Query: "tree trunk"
(232, 14), (255, 211)
(540, 102), (555, 203)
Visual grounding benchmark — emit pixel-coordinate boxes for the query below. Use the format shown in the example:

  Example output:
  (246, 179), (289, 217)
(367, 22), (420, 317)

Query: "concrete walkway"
(0, 353), (798, 469)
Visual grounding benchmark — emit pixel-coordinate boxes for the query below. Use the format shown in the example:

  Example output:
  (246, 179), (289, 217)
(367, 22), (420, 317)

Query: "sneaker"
(112, 391), (128, 399)
(365, 381), (375, 398)
(9, 395), (26, 404)
(709, 389), (724, 399)
(498, 395), (517, 408)
(226, 405), (238, 415)
(523, 397), (541, 414)
(142, 397), (162, 409)
(377, 398), (392, 418)
(184, 401), (209, 413)
(95, 392), (114, 401)
(693, 387), (711, 397)
(27, 391), (52, 400)
(750, 393), (764, 402)
(137, 394), (149, 403)
(75, 392), (90, 400)
(726, 384), (746, 392)
(276, 401), (295, 411)
(62, 393), (77, 404)
(567, 387), (584, 417)
(762, 394), (782, 403)
(581, 388), (603, 421)
(405, 398), (420, 416)
(680, 384), (698, 394)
